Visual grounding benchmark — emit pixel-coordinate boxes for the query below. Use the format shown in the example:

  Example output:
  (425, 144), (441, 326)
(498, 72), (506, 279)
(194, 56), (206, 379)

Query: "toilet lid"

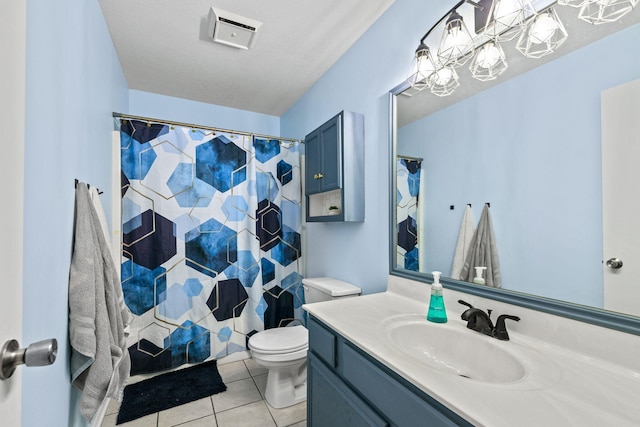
(249, 325), (308, 353)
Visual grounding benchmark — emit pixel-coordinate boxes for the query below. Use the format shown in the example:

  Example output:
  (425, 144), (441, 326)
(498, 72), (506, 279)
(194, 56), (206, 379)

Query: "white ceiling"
(99, 0), (395, 116)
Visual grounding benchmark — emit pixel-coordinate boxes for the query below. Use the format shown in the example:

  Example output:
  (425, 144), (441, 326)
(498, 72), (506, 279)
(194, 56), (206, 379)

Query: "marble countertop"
(303, 278), (640, 427)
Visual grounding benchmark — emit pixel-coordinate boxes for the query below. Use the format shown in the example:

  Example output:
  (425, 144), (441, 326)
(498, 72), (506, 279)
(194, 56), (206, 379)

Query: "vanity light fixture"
(577, 0), (639, 25)
(406, 0), (636, 97)
(516, 7), (568, 58)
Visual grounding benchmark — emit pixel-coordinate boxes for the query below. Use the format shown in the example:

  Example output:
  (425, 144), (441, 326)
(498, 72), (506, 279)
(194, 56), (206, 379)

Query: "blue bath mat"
(116, 359), (226, 424)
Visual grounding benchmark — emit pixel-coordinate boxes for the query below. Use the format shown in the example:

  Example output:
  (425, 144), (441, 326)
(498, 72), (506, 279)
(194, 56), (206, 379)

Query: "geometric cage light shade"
(437, 10), (476, 67)
(578, 0), (639, 25)
(484, 0), (536, 42)
(407, 44), (437, 91)
(469, 41), (508, 81)
(516, 7), (568, 59)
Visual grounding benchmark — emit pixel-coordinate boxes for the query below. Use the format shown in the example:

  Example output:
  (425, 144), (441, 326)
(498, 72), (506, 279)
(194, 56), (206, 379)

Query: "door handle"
(0, 338), (58, 380)
(313, 173), (324, 179)
(605, 258), (623, 269)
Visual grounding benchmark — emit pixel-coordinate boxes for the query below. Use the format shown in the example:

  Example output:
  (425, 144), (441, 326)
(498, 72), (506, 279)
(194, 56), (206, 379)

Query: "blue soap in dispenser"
(427, 271), (447, 323)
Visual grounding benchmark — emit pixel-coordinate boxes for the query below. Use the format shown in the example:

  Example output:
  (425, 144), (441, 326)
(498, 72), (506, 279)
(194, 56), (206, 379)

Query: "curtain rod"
(112, 112), (302, 143)
(398, 155), (423, 161)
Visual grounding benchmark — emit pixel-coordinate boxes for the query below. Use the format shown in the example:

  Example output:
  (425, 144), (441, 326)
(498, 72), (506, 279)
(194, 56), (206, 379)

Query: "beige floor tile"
(174, 414), (218, 426)
(216, 401), (276, 427)
(287, 421), (306, 427)
(105, 398), (121, 416)
(102, 412), (158, 427)
(158, 397), (214, 427)
(266, 400), (306, 427)
(212, 377), (262, 413)
(217, 360), (251, 383)
(253, 373), (268, 399)
(244, 357), (268, 377)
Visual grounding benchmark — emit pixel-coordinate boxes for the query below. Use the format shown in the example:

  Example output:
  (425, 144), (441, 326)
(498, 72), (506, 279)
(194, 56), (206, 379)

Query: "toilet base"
(263, 360), (307, 409)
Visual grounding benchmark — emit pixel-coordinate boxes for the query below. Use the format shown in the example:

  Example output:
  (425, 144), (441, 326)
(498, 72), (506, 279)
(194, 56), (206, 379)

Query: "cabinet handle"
(314, 173), (324, 179)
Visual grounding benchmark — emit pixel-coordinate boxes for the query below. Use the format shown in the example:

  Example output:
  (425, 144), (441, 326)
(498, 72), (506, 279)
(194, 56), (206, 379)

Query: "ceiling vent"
(208, 7), (262, 50)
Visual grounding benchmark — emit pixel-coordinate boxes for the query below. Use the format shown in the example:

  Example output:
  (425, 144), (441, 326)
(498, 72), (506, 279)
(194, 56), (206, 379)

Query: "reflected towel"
(460, 204), (501, 288)
(451, 205), (475, 280)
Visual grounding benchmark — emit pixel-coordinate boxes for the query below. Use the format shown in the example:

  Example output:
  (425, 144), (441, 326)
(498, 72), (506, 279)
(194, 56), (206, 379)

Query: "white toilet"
(248, 277), (361, 408)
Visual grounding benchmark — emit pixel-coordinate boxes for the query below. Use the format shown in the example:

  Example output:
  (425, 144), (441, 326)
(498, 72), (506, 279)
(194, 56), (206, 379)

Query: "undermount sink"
(382, 314), (526, 383)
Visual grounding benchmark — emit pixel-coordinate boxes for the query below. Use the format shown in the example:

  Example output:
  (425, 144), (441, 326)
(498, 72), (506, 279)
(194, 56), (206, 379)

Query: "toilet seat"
(249, 325), (308, 354)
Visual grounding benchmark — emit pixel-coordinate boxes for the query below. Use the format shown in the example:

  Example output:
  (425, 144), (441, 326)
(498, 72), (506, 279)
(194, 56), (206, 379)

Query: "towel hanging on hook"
(75, 179), (103, 195)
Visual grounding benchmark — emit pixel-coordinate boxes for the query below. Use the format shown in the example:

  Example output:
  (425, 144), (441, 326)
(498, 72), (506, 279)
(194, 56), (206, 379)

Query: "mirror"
(390, 5), (640, 333)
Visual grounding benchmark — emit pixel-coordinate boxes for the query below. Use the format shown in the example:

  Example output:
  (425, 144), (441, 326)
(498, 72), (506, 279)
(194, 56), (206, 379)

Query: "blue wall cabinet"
(307, 316), (473, 427)
(304, 111), (365, 222)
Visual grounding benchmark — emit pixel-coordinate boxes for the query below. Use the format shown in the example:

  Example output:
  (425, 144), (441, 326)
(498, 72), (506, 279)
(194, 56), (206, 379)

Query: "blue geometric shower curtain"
(396, 157), (422, 272)
(119, 119), (304, 375)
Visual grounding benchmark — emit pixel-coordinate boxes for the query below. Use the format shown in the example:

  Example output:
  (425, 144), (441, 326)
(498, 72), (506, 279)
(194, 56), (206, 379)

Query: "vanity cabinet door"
(308, 354), (388, 427)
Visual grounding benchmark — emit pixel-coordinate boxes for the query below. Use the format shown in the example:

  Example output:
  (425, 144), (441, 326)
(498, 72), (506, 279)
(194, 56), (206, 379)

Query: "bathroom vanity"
(303, 276), (640, 426)
(308, 316), (471, 426)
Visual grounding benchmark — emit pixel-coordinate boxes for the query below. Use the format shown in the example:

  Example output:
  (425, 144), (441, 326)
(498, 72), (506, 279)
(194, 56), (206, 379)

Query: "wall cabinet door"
(305, 114), (342, 195)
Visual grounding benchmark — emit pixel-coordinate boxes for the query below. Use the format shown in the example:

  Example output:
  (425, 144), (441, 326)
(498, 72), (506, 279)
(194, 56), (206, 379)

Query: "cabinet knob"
(314, 173), (324, 179)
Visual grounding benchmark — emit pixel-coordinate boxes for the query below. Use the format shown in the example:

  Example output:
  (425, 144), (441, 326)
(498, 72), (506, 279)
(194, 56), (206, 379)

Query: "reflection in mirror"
(391, 4), (640, 328)
(396, 156), (423, 271)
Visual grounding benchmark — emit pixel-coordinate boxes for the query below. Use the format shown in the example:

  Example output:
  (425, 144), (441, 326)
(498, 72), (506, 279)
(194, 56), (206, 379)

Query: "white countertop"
(303, 276), (640, 427)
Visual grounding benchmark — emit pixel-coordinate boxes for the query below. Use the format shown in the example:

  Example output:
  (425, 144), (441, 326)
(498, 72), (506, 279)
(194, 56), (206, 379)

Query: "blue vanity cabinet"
(308, 316), (473, 427)
(304, 111), (364, 222)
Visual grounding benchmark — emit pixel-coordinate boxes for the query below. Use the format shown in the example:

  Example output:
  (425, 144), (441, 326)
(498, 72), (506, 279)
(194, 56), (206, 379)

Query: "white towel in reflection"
(460, 204), (501, 288)
(451, 204), (475, 280)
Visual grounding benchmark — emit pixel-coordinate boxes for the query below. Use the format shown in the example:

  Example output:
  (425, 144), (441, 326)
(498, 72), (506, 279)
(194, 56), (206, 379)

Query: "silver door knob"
(0, 338), (57, 380)
(605, 258), (623, 269)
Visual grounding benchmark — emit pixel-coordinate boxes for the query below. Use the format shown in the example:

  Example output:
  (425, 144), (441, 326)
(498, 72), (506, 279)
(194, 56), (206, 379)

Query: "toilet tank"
(302, 277), (361, 303)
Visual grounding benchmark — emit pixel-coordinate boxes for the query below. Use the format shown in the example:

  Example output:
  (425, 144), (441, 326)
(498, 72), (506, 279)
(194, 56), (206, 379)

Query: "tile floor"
(101, 358), (306, 427)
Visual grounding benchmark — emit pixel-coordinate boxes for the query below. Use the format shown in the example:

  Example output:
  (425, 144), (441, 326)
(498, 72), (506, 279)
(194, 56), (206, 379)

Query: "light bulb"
(476, 44), (501, 68)
(529, 12), (560, 44)
(433, 68), (454, 86)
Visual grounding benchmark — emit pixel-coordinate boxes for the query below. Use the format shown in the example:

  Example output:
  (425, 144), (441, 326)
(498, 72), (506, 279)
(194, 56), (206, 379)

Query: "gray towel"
(69, 183), (132, 422)
(451, 204), (475, 280)
(460, 204), (501, 288)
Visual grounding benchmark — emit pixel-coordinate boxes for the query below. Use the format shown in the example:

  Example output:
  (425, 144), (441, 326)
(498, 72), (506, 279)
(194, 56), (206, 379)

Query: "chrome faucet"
(458, 300), (520, 341)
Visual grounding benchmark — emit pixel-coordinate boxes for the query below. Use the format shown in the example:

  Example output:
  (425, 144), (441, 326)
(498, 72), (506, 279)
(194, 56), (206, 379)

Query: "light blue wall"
(398, 24), (640, 307)
(23, 0), (128, 425)
(129, 90), (280, 137)
(280, 0), (453, 294)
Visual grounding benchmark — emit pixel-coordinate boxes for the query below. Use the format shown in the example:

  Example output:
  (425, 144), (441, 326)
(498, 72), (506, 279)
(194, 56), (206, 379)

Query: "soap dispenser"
(427, 271), (447, 323)
(473, 266), (487, 285)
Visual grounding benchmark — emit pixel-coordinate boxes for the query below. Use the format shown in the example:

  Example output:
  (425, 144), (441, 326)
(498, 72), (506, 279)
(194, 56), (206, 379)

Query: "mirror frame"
(388, 82), (640, 336)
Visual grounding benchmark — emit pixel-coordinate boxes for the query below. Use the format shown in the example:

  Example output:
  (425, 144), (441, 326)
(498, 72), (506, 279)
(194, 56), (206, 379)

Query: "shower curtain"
(119, 119), (304, 375)
(396, 157), (422, 271)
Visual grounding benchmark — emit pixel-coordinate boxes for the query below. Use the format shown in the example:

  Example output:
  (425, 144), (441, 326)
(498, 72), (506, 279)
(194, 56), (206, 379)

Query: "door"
(601, 78), (640, 317)
(0, 1), (26, 423)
